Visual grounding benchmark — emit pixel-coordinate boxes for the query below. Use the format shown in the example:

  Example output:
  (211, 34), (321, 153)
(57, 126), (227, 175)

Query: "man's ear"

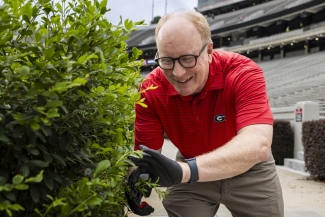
(207, 42), (214, 63)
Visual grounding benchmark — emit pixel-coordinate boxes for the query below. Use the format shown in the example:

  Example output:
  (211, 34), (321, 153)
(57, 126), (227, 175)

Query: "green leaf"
(52, 198), (66, 207)
(34, 208), (42, 216)
(44, 47), (54, 59)
(30, 185), (40, 203)
(96, 86), (105, 94)
(3, 184), (13, 192)
(104, 190), (114, 197)
(100, 0), (108, 9)
(87, 196), (103, 206)
(65, 30), (79, 37)
(51, 154), (66, 166)
(22, 14), (30, 23)
(135, 20), (145, 25)
(7, 204), (24, 211)
(0, 128), (9, 142)
(132, 47), (139, 57)
(30, 121), (40, 130)
(77, 54), (87, 63)
(47, 195), (54, 201)
(46, 100), (63, 108)
(35, 31), (42, 42)
(86, 54), (98, 61)
(56, 3), (62, 11)
(47, 171), (62, 184)
(0, 134), (9, 142)
(124, 19), (133, 30)
(0, 200), (10, 208)
(80, 184), (90, 200)
(0, 24), (12, 34)
(43, 153), (53, 163)
(29, 160), (48, 168)
(25, 170), (44, 183)
(46, 108), (60, 118)
(77, 90), (86, 96)
(12, 175), (24, 184)
(19, 66), (30, 75)
(115, 130), (123, 143)
(51, 81), (68, 92)
(123, 158), (136, 167)
(3, 192), (16, 202)
(46, 35), (59, 45)
(60, 105), (68, 114)
(72, 77), (88, 85)
(136, 102), (148, 108)
(5, 208), (12, 217)
(74, 203), (88, 212)
(23, 1), (32, 19)
(110, 179), (117, 188)
(19, 164), (30, 177)
(25, 147), (40, 156)
(44, 175), (53, 190)
(61, 204), (70, 216)
(94, 160), (110, 175)
(14, 184), (29, 190)
(98, 104), (103, 117)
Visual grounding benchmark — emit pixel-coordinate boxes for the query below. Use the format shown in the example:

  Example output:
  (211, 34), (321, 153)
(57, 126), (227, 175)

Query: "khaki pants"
(162, 152), (284, 217)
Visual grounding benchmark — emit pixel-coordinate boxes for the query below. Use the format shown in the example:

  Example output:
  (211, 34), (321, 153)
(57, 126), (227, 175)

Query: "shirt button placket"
(193, 100), (199, 121)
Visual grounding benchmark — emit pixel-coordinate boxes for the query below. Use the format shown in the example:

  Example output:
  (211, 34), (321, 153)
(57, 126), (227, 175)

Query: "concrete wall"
(271, 101), (319, 158)
(272, 106), (295, 129)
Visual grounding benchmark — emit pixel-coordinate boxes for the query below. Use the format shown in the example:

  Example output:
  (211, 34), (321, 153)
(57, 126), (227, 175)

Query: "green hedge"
(271, 120), (294, 165)
(0, 0), (145, 216)
(302, 119), (325, 180)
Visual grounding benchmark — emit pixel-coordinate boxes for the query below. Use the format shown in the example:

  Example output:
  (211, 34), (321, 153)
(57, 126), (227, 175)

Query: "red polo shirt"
(134, 51), (273, 159)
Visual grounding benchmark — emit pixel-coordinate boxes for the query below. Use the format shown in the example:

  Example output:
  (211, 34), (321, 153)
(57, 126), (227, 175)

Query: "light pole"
(152, 0), (154, 21)
(151, 0), (167, 23)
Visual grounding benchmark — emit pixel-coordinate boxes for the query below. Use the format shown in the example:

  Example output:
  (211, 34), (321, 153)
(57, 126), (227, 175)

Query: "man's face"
(156, 18), (213, 96)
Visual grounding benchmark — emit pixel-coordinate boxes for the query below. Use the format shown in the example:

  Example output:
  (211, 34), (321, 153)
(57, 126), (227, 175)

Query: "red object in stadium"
(296, 107), (302, 122)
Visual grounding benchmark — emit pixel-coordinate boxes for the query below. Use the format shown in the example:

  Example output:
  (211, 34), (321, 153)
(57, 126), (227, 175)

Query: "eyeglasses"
(155, 44), (207, 70)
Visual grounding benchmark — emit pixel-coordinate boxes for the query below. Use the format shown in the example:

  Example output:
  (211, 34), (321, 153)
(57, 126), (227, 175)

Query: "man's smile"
(176, 76), (193, 83)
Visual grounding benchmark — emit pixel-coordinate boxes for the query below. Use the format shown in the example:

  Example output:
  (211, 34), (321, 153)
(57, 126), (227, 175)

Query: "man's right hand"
(126, 168), (154, 216)
(129, 145), (183, 187)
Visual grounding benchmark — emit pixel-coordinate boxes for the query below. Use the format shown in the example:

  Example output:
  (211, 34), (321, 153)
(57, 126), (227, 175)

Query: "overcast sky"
(106, 0), (198, 25)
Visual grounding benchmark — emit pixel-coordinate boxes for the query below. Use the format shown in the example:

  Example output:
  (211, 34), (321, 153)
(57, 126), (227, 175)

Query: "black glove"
(129, 145), (183, 187)
(126, 168), (154, 216)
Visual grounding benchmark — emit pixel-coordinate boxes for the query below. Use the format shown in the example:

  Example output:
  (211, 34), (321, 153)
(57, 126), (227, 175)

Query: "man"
(126, 10), (284, 217)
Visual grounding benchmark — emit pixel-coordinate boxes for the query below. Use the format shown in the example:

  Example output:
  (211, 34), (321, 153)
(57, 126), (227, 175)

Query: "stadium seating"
(127, 25), (156, 47)
(259, 50), (325, 108)
(205, 0), (314, 30)
(130, 0), (324, 45)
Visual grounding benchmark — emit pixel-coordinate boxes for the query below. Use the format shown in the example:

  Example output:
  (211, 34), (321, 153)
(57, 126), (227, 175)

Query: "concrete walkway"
(128, 139), (325, 217)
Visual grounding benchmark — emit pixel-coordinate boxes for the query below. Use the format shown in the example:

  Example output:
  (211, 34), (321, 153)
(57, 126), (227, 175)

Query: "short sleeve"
(231, 60), (273, 131)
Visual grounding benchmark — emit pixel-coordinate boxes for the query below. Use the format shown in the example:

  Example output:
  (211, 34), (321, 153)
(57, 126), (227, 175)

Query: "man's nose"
(172, 60), (186, 77)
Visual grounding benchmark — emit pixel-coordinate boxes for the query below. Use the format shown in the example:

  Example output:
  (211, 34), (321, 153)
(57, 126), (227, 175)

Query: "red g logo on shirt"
(214, 114), (226, 122)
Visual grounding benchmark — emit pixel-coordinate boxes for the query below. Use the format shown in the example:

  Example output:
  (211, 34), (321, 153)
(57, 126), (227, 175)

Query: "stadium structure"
(127, 0), (325, 116)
